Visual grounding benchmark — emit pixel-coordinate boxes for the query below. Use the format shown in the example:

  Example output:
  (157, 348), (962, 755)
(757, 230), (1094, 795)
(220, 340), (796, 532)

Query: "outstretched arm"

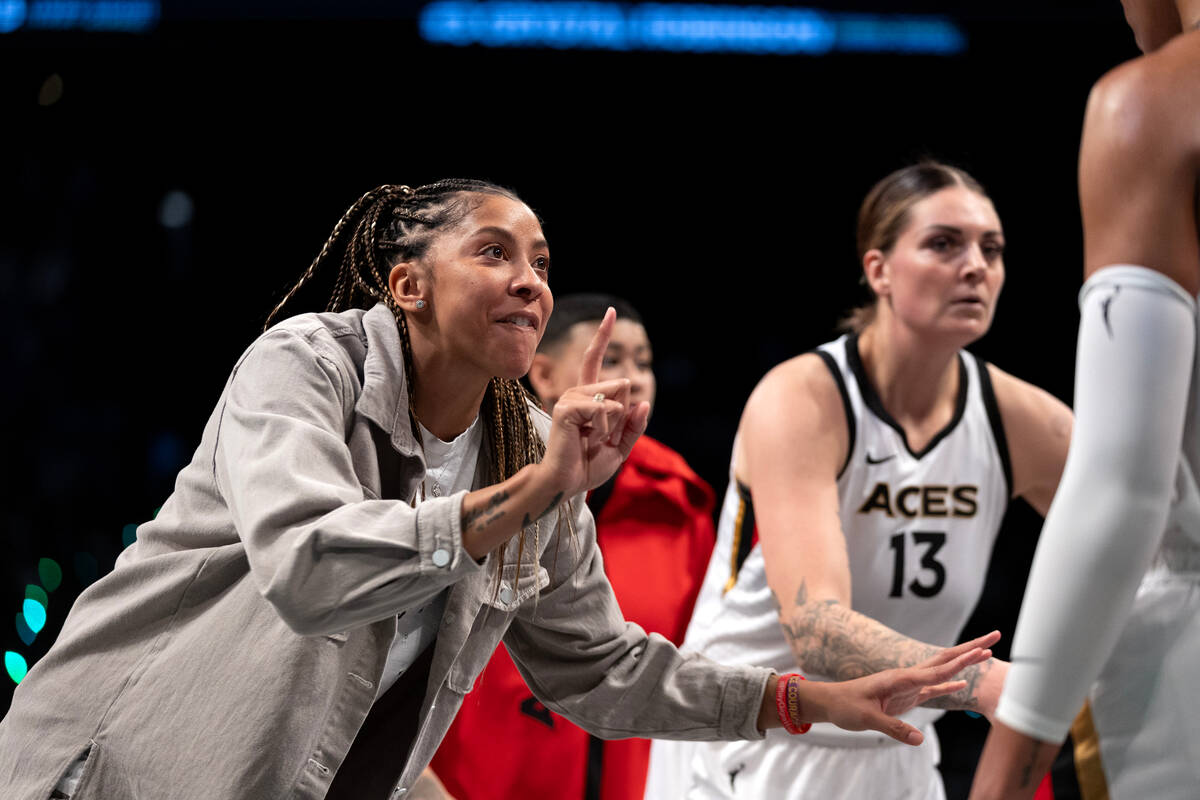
(740, 355), (1007, 718)
(972, 53), (1200, 799)
(755, 631), (997, 745)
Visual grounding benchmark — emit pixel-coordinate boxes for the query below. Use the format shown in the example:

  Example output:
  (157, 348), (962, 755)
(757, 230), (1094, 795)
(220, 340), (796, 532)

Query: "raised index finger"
(577, 306), (617, 385)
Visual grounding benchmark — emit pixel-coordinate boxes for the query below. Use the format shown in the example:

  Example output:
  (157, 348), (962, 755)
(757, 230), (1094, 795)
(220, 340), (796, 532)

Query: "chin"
(494, 359), (536, 382)
(924, 315), (989, 348)
(950, 319), (991, 345)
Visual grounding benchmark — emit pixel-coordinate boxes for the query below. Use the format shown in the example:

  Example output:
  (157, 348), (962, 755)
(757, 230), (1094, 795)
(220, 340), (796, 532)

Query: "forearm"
(504, 501), (772, 742)
(970, 721), (1060, 800)
(459, 464), (564, 559)
(777, 584), (999, 713)
(998, 266), (1194, 742)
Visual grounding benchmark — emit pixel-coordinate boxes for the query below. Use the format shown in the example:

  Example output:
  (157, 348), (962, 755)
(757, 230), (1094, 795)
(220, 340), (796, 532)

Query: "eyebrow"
(473, 225), (549, 252)
(921, 224), (1004, 239)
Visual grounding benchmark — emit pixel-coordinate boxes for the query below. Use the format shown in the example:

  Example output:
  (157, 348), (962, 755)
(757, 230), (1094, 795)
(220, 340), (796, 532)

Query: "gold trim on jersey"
(724, 481), (757, 594)
(1070, 701), (1110, 800)
(724, 497), (746, 594)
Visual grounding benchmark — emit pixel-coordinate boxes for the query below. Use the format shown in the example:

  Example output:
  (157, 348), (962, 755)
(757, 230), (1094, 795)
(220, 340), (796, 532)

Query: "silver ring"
(592, 392), (606, 403)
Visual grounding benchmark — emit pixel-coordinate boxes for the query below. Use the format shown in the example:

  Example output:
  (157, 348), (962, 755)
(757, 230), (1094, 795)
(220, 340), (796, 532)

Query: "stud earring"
(415, 300), (426, 310)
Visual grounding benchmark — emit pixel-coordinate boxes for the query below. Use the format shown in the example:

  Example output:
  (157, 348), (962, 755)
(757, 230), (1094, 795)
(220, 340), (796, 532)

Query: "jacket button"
(498, 585), (515, 604)
(432, 549), (450, 567)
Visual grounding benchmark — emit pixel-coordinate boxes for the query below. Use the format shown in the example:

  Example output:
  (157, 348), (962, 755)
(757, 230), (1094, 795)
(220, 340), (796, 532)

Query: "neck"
(407, 342), (489, 442)
(857, 315), (960, 422)
(1178, 0), (1200, 30)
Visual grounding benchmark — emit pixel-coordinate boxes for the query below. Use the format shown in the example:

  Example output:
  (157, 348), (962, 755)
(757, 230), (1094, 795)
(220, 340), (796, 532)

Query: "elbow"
(1073, 426), (1179, 506)
(261, 584), (341, 638)
(778, 598), (844, 675)
(1047, 472), (1173, 583)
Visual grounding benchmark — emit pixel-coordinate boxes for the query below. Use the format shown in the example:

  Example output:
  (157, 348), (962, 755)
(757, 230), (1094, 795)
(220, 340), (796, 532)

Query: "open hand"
(807, 631), (1001, 745)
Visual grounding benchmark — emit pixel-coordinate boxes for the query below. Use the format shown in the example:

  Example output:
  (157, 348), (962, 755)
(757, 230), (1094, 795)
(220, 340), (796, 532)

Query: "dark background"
(2, 1), (1136, 795)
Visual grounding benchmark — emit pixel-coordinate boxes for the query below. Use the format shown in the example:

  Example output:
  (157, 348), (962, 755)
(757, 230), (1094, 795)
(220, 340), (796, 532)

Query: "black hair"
(539, 293), (644, 353)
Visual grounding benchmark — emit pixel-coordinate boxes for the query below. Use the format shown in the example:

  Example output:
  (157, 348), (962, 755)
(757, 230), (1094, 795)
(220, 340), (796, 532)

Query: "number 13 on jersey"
(889, 530), (947, 598)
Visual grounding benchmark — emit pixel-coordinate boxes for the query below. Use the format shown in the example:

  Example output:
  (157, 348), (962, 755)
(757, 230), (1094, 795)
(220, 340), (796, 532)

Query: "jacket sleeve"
(212, 327), (485, 636)
(502, 495), (772, 742)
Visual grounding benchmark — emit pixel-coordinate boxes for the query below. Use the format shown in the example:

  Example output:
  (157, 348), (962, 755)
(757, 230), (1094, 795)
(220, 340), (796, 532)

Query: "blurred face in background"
(528, 318), (656, 416)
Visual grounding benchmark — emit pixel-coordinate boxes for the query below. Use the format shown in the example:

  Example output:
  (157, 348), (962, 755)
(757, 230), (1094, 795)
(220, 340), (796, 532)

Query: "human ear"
(388, 262), (426, 312)
(863, 249), (891, 297)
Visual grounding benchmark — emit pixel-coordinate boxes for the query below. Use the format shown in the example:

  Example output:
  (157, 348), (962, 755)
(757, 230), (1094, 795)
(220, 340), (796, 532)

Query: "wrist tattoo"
(536, 491), (564, 521)
(777, 578), (992, 707)
(462, 490), (509, 530)
(472, 508), (506, 532)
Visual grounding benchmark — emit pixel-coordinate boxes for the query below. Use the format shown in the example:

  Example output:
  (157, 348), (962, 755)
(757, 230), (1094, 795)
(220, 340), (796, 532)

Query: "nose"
(615, 359), (652, 398)
(510, 261), (547, 300)
(628, 372), (652, 400)
(962, 243), (988, 282)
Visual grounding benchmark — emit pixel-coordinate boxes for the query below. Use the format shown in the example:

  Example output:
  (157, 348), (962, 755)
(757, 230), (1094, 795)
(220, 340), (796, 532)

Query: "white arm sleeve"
(995, 264), (1196, 743)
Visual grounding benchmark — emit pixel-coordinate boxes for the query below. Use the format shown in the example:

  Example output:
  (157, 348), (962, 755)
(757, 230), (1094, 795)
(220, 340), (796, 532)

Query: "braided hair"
(267, 181), (556, 579)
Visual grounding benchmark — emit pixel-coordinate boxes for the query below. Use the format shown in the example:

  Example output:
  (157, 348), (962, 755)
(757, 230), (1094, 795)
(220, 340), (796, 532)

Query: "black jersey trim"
(974, 355), (1014, 499)
(814, 348), (856, 479)
(844, 331), (968, 460)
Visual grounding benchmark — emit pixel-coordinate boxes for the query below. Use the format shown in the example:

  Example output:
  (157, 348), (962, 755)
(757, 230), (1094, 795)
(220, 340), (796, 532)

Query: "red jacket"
(431, 435), (716, 800)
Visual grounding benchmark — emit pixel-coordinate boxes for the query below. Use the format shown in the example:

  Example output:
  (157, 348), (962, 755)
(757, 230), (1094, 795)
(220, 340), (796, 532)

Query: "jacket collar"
(355, 303), (421, 457)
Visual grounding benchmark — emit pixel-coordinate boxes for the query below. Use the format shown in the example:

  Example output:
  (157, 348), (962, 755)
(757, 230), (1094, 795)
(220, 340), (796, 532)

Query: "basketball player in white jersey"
(971, 3), (1200, 798)
(645, 162), (1073, 800)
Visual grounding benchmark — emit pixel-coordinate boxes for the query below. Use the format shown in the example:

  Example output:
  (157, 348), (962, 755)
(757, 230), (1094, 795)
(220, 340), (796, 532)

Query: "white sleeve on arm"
(996, 264), (1197, 743)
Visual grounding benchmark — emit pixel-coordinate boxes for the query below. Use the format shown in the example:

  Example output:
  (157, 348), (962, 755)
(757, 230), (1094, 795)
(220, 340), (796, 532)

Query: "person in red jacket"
(429, 293), (718, 800)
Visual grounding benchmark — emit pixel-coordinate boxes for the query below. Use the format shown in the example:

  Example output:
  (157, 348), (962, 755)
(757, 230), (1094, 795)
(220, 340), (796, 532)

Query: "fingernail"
(906, 730), (922, 745)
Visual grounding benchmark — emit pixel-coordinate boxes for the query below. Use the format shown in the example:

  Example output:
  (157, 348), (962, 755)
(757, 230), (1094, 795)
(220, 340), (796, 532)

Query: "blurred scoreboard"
(2, 0), (967, 56)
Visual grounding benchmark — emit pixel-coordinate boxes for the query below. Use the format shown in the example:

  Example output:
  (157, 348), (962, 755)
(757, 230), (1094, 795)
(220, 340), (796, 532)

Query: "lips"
(496, 311), (539, 330)
(951, 295), (984, 306)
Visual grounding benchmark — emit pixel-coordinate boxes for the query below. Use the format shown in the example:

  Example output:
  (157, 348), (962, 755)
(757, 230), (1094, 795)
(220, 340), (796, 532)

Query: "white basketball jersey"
(684, 333), (1010, 741)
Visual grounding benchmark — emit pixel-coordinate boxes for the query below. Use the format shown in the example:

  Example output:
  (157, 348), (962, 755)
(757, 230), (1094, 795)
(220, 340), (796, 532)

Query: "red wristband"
(775, 674), (812, 734)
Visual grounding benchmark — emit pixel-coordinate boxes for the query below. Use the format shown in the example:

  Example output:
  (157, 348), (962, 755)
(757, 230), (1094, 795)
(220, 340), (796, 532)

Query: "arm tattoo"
(461, 489), (509, 530)
(778, 578), (991, 708)
(1017, 739), (1042, 789)
(536, 491), (564, 521)
(471, 507), (506, 533)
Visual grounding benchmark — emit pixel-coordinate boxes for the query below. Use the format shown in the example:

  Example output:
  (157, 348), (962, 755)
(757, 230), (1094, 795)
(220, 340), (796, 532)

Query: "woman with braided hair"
(0, 179), (994, 800)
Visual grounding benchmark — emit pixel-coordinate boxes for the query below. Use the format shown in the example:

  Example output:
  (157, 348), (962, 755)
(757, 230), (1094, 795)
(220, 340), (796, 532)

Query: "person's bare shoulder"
(1080, 30), (1200, 292)
(738, 353), (847, 483)
(745, 353), (842, 425)
(1086, 31), (1200, 161)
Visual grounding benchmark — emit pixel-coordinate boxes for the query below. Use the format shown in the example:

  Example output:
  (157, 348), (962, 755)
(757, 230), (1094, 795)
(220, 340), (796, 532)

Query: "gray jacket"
(0, 304), (770, 800)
